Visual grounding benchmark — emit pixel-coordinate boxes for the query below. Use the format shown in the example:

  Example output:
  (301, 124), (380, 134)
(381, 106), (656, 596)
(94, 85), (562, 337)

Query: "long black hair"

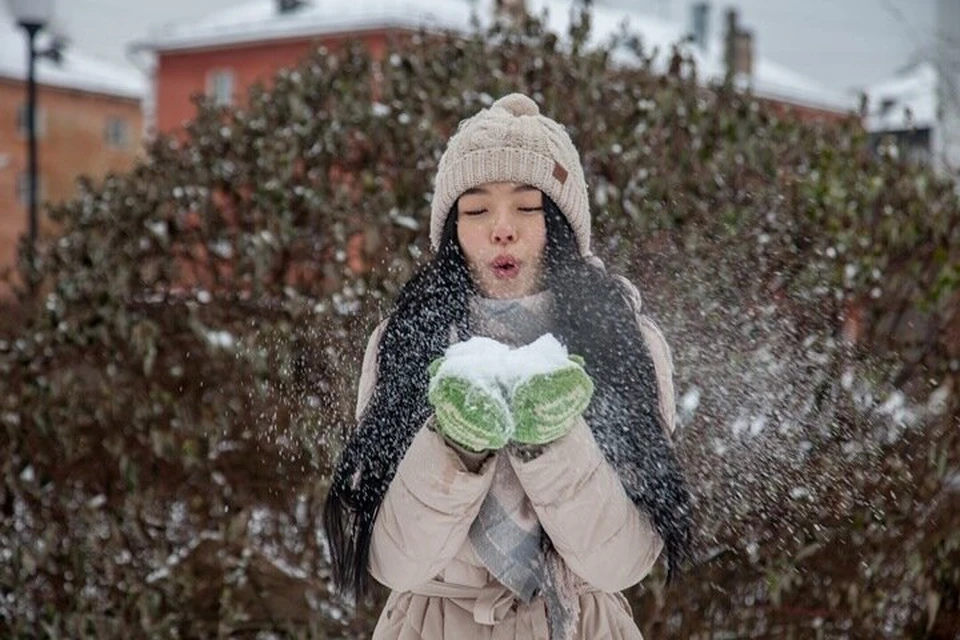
(323, 196), (692, 600)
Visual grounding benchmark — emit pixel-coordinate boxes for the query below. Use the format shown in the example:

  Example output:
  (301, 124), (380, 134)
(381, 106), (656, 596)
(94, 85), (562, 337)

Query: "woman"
(324, 92), (692, 639)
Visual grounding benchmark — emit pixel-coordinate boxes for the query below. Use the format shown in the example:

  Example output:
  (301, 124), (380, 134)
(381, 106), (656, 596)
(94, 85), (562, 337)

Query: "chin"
(487, 284), (535, 300)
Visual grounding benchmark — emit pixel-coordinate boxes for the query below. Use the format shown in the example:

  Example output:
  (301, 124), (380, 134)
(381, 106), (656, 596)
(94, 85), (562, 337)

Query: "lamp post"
(6, 0), (56, 277)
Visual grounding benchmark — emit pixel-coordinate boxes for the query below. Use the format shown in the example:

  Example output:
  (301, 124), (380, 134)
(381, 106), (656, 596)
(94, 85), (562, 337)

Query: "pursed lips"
(489, 254), (520, 279)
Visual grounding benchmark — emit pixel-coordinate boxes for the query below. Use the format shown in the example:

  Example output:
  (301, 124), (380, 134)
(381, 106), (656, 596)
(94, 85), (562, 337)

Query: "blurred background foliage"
(1, 7), (958, 638)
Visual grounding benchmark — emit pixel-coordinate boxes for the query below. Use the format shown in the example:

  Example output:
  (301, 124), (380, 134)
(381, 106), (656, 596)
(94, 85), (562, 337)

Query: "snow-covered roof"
(132, 0), (852, 113)
(0, 16), (146, 100)
(131, 0), (474, 51)
(862, 62), (936, 132)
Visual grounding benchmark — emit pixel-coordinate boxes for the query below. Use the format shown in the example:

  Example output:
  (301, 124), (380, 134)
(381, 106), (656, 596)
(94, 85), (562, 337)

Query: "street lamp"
(6, 0), (57, 277)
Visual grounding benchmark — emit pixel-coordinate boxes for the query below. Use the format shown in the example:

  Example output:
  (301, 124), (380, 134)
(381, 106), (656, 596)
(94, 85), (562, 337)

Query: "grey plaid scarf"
(464, 290), (582, 640)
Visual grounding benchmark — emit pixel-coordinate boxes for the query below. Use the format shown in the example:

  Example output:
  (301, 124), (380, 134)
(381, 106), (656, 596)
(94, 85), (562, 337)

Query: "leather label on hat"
(553, 162), (568, 185)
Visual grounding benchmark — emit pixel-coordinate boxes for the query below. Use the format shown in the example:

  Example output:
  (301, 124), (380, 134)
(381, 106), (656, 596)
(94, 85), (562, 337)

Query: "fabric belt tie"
(409, 580), (516, 625)
(409, 578), (598, 635)
(474, 582), (516, 624)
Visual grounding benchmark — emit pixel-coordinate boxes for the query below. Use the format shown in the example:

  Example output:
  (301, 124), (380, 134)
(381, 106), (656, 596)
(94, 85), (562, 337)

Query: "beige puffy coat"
(356, 290), (675, 639)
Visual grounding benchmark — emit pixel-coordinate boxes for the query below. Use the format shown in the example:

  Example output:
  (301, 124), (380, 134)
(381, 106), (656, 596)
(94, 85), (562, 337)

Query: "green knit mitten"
(428, 358), (513, 453)
(510, 354), (594, 446)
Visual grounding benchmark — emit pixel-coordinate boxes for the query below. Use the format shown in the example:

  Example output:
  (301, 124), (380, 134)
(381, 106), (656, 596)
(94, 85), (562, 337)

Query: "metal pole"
(23, 22), (42, 272)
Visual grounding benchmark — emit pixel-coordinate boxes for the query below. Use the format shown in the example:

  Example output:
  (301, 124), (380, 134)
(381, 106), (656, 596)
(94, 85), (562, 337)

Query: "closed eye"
(518, 207), (543, 213)
(463, 209), (487, 216)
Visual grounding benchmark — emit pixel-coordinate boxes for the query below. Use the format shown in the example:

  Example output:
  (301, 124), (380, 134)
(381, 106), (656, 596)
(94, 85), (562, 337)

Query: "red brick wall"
(0, 78), (143, 295)
(154, 30), (391, 134)
(762, 96), (855, 124)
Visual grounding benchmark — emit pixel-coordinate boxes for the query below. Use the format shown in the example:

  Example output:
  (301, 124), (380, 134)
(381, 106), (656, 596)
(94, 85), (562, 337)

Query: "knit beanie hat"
(430, 93), (592, 257)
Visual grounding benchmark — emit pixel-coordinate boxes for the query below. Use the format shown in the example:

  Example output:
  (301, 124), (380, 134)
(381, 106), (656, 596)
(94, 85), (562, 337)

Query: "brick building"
(1, 19), (146, 294)
(132, 0), (855, 137)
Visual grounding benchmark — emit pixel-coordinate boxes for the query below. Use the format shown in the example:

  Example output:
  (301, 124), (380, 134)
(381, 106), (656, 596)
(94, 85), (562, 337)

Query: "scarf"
(463, 290), (581, 639)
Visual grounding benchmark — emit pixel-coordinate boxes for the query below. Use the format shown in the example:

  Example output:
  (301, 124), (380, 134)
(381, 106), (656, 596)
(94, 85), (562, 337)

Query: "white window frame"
(16, 171), (44, 207)
(206, 69), (235, 107)
(104, 116), (130, 148)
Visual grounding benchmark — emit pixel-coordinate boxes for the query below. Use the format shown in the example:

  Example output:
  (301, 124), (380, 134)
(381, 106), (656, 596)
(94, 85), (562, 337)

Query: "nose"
(490, 210), (517, 245)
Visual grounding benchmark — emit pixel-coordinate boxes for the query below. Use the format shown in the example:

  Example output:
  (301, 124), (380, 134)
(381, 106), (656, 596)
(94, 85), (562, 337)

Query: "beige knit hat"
(430, 92), (591, 257)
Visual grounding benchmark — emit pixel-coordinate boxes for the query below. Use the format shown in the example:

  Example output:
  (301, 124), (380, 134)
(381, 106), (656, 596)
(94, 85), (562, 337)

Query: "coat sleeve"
(354, 318), (388, 422)
(356, 320), (498, 592)
(507, 419), (664, 593)
(614, 274), (677, 435)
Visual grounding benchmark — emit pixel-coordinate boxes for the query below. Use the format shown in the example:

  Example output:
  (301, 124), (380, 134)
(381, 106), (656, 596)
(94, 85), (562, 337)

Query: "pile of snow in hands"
(430, 333), (575, 400)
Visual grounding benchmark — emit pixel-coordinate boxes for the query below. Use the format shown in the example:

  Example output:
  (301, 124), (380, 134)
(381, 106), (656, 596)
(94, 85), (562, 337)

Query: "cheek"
(527, 219), (547, 256)
(456, 218), (484, 263)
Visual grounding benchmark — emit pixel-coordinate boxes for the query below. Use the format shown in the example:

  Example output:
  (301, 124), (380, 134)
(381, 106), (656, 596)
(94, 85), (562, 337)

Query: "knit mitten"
(510, 354), (594, 445)
(428, 357), (513, 453)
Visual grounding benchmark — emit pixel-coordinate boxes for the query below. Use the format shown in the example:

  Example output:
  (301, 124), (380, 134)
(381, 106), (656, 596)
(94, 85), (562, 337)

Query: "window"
(16, 104), (46, 138)
(16, 171), (44, 207)
(207, 69), (235, 107)
(104, 117), (130, 148)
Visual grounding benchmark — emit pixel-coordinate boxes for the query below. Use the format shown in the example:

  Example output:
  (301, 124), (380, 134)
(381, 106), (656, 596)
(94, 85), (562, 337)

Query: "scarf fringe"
(541, 546), (582, 640)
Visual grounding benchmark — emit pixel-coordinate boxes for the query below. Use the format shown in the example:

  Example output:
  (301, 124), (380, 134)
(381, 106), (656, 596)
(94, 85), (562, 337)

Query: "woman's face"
(456, 181), (547, 299)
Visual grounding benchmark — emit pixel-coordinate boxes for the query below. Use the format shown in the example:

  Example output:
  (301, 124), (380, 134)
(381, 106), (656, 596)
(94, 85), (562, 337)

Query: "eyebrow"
(461, 184), (539, 196)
